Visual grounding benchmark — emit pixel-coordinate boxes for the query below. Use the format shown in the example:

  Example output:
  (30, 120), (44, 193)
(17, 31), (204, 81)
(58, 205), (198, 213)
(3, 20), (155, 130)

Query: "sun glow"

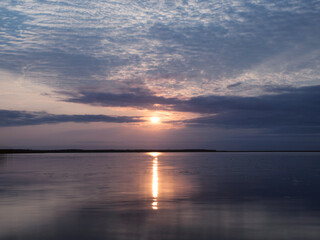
(150, 116), (160, 124)
(148, 152), (160, 157)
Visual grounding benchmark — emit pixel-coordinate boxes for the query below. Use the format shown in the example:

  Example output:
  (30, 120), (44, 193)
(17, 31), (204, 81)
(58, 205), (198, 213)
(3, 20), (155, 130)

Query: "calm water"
(0, 152), (320, 240)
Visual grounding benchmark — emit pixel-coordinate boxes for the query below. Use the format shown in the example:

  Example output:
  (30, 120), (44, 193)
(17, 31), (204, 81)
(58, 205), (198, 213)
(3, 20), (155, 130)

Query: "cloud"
(181, 85), (320, 133)
(63, 90), (181, 109)
(0, 110), (143, 127)
(0, 51), (137, 85)
(63, 85), (320, 134)
(227, 82), (242, 89)
(0, 1), (319, 95)
(144, 0), (320, 87)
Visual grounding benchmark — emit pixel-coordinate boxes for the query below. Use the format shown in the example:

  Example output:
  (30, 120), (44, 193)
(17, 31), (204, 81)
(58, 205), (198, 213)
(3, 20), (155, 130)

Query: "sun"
(150, 116), (160, 124)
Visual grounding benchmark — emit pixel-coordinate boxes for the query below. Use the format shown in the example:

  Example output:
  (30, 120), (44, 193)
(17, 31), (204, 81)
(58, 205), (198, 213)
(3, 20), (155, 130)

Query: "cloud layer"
(0, 110), (142, 127)
(63, 85), (320, 133)
(1, 0), (319, 95)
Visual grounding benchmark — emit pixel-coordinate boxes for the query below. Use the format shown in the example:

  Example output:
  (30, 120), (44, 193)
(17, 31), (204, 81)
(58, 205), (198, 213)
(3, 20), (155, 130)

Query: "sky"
(0, 0), (319, 150)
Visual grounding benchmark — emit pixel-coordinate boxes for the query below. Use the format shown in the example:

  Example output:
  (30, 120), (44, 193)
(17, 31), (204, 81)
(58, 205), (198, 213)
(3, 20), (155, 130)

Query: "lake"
(0, 152), (320, 240)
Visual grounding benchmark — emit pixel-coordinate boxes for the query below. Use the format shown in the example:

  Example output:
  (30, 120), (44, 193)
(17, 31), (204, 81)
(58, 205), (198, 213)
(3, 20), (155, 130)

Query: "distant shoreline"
(0, 149), (319, 154)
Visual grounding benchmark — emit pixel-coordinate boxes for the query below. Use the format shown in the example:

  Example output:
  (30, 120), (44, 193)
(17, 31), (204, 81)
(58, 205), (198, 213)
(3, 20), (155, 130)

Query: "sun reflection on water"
(149, 152), (160, 210)
(149, 152), (160, 158)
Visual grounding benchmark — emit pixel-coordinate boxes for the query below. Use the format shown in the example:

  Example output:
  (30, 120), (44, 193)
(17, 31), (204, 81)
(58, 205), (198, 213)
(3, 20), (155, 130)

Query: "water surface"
(0, 152), (320, 240)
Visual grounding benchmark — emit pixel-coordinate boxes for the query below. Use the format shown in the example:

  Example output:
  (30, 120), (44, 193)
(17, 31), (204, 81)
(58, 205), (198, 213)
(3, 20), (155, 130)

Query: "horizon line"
(1, 149), (320, 154)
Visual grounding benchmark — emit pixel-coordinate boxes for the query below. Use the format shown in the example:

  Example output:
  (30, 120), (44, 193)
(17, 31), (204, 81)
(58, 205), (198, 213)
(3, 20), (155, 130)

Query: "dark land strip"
(0, 149), (319, 154)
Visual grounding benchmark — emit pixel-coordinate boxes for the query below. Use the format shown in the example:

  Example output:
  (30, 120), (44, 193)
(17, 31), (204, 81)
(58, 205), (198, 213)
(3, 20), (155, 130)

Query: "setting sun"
(150, 117), (160, 124)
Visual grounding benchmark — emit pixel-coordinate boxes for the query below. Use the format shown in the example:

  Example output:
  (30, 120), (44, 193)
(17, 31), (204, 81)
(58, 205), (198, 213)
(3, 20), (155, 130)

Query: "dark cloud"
(227, 82), (242, 89)
(63, 85), (320, 134)
(0, 110), (143, 127)
(64, 91), (181, 109)
(182, 85), (320, 133)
